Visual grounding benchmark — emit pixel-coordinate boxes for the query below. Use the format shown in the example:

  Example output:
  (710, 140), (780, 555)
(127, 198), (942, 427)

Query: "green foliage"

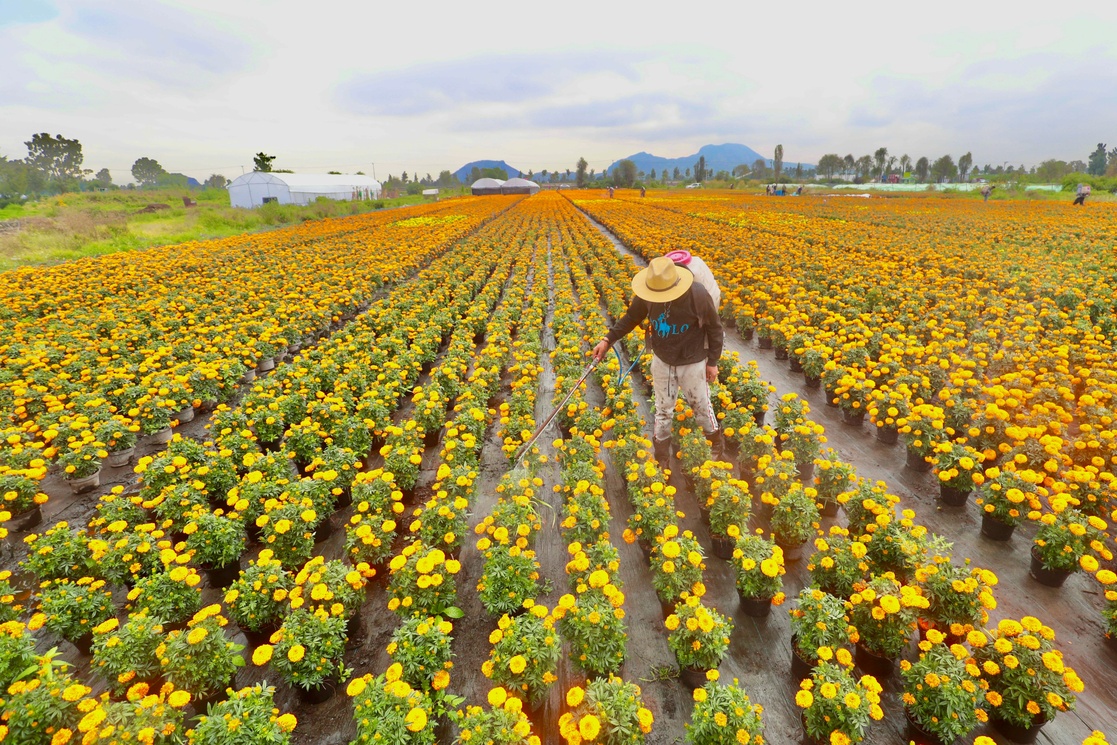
(91, 613), (165, 694)
(38, 577), (114, 642)
(265, 608), (348, 690)
(686, 679), (765, 745)
(187, 684), (296, 744)
(159, 612), (245, 698)
(389, 615), (454, 691)
(789, 588), (851, 664)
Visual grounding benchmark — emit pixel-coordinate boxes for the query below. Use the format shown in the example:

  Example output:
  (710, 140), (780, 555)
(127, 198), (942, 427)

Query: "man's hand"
(706, 365), (718, 384)
(592, 339), (612, 361)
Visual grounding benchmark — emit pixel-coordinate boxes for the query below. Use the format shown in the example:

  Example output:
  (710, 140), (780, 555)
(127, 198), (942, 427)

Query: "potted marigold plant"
(847, 574), (928, 677)
(91, 614), (164, 695)
(770, 483), (820, 561)
(974, 466), (1043, 541)
(899, 631), (988, 745)
(731, 531), (785, 617)
(58, 439), (106, 494)
(347, 666), (439, 745)
(184, 508), (246, 588)
(389, 614), (454, 692)
(554, 590), (627, 677)
(867, 386), (909, 444)
(0, 655), (91, 743)
(186, 684), (298, 744)
(476, 543), (541, 616)
(898, 403), (947, 472)
(224, 549), (294, 645)
(789, 588), (853, 677)
(796, 661), (883, 745)
(971, 616), (1084, 742)
(698, 466), (749, 557)
(686, 677), (765, 745)
(253, 607), (349, 704)
(22, 520), (94, 581)
(0, 469), (49, 530)
(81, 684), (192, 744)
(35, 577), (115, 654)
(483, 603), (561, 708)
(452, 692), (539, 745)
(127, 564), (203, 627)
(290, 556), (366, 620)
(814, 451), (855, 516)
(158, 606), (245, 704)
(1030, 504), (1111, 587)
(387, 541), (463, 618)
(1096, 568), (1117, 642)
(808, 527), (869, 599)
(650, 529), (706, 608)
(96, 418), (139, 468)
(931, 442), (983, 506)
(913, 559), (998, 642)
(666, 596), (733, 688)
(559, 677), (654, 745)
(255, 500), (317, 570)
(0, 570), (24, 623)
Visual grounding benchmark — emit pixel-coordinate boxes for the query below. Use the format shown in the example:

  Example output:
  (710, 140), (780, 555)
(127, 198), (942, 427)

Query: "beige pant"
(651, 355), (717, 440)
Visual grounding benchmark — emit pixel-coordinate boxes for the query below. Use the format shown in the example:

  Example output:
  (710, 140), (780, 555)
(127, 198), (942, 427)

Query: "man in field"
(592, 256), (724, 467)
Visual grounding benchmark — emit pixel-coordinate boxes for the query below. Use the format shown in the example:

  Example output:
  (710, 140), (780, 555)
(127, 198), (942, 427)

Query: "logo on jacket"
(652, 310), (689, 338)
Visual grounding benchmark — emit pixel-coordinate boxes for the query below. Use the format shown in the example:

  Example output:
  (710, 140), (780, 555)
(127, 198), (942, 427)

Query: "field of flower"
(1, 189), (1114, 745)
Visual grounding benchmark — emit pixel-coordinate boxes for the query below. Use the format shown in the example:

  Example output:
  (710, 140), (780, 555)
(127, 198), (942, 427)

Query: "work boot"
(705, 430), (725, 463)
(653, 437), (672, 470)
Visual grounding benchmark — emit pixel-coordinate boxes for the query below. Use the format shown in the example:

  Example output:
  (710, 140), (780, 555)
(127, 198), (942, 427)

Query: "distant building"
(471, 178), (505, 196)
(227, 172), (382, 209)
(500, 178), (540, 195)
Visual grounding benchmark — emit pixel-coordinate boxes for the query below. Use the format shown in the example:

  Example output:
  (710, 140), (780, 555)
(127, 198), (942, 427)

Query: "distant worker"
(981, 184), (995, 202)
(640, 186), (647, 197)
(1073, 183), (1091, 206)
(795, 185), (804, 196)
(608, 186), (615, 198)
(592, 257), (724, 467)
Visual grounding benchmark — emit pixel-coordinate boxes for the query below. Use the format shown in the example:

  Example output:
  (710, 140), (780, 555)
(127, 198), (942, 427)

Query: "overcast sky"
(2, 0), (1115, 183)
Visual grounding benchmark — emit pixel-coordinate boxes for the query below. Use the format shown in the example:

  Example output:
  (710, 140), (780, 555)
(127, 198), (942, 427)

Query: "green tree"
(855, 155), (873, 181)
(773, 145), (784, 180)
(751, 158), (769, 181)
(204, 174), (229, 189)
(253, 152), (276, 172)
(872, 147), (888, 179)
(576, 157), (589, 187)
(899, 154), (912, 176)
(93, 168), (113, 188)
(436, 170), (456, 188)
(930, 154), (958, 182)
(694, 155), (708, 182)
(672, 167), (681, 181)
(914, 156), (930, 183)
(732, 163), (750, 178)
(131, 157), (166, 188)
(1087, 143), (1107, 175)
(1034, 160), (1069, 182)
(817, 154), (843, 180)
(613, 159), (637, 187)
(842, 154), (855, 176)
(1107, 147), (1117, 177)
(957, 152), (973, 181)
(24, 133), (85, 186)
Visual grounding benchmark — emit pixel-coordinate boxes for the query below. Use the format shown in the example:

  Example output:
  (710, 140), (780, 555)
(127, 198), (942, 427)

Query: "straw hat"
(632, 256), (693, 303)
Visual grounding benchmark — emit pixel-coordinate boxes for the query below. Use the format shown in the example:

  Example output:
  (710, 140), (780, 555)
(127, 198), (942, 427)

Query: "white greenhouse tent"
(501, 177), (540, 195)
(227, 172), (382, 209)
(471, 177), (505, 196)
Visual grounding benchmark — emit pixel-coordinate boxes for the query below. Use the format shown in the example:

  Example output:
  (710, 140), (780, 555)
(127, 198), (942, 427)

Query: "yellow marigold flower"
(566, 686), (584, 707)
(287, 644), (305, 662)
(252, 645), (273, 665)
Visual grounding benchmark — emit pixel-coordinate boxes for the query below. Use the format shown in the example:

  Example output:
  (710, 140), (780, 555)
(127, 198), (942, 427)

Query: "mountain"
(606, 143), (803, 178)
(454, 160), (524, 183)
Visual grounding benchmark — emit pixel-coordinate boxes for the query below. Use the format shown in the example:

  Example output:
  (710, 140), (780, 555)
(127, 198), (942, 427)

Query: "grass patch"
(0, 188), (462, 271)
